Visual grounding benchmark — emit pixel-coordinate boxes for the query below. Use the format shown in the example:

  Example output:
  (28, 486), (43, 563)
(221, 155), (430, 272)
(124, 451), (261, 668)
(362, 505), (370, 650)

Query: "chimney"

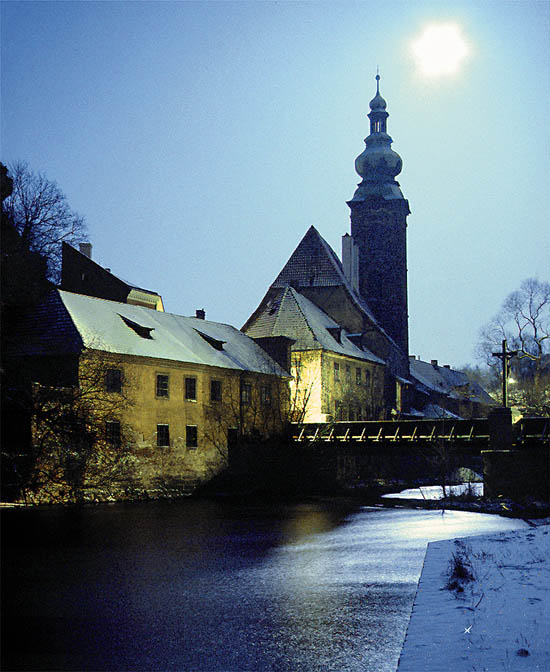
(342, 234), (359, 292)
(443, 364), (451, 369)
(195, 309), (206, 320)
(409, 355), (417, 361)
(431, 359), (438, 368)
(79, 242), (92, 259)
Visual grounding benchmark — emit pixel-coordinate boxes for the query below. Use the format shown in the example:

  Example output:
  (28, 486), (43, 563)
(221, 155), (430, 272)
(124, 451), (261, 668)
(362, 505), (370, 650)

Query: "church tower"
(347, 74), (410, 355)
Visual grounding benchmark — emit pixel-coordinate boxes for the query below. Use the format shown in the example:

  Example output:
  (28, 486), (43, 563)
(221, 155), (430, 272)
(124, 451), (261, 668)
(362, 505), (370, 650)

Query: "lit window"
(105, 368), (122, 393)
(356, 368), (362, 385)
(185, 377), (197, 401)
(186, 425), (198, 449)
(157, 424), (170, 447)
(240, 382), (252, 405)
(210, 380), (222, 402)
(156, 374), (169, 398)
(105, 421), (121, 447)
(334, 362), (340, 381)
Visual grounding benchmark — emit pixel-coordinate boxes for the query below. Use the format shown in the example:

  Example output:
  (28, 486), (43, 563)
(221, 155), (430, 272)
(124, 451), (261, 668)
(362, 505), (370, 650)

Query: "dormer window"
(194, 329), (225, 351)
(327, 327), (342, 344)
(119, 314), (154, 339)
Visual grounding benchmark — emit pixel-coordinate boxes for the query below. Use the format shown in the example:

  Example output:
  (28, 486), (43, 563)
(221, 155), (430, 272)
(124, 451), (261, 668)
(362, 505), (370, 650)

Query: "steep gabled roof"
(269, 225), (385, 333)
(273, 226), (348, 288)
(244, 286), (383, 364)
(16, 290), (289, 376)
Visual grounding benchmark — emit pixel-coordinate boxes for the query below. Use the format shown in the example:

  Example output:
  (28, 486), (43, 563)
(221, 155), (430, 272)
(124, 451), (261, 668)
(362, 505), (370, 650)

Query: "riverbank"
(376, 483), (549, 519)
(397, 521), (550, 671)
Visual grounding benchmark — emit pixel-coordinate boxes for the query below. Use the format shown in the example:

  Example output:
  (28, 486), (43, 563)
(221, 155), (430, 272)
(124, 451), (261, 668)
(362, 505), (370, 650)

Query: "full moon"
(411, 23), (470, 77)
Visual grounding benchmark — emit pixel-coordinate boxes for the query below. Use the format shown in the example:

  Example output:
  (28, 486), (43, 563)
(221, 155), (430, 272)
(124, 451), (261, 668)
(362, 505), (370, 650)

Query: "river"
(1, 499), (527, 671)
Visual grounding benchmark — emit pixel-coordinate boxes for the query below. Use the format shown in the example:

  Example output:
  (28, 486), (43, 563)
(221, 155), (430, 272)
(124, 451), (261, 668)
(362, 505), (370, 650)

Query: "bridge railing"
(292, 418), (490, 444)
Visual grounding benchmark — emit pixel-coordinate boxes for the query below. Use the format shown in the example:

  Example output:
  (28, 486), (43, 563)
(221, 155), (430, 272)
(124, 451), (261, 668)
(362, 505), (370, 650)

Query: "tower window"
(334, 362), (340, 382)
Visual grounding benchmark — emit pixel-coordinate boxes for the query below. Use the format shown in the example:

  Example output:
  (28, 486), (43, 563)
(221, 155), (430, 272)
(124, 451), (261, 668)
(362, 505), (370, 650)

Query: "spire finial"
(376, 68), (380, 93)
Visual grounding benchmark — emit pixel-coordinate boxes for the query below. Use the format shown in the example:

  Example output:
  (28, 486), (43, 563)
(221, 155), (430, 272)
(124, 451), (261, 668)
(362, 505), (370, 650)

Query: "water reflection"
(2, 500), (526, 672)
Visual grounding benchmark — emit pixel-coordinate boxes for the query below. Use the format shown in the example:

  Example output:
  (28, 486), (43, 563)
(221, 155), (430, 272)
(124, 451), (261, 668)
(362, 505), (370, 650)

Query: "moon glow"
(411, 23), (470, 78)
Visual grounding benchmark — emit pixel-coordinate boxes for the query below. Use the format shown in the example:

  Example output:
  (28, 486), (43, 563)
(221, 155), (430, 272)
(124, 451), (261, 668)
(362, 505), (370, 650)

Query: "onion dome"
(369, 74), (387, 110)
(351, 74), (405, 201)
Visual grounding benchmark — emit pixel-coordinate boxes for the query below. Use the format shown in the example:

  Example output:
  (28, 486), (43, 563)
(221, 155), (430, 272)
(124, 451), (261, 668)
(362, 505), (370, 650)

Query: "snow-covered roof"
(25, 290), (289, 376)
(409, 358), (494, 405)
(421, 403), (463, 419)
(244, 286), (384, 364)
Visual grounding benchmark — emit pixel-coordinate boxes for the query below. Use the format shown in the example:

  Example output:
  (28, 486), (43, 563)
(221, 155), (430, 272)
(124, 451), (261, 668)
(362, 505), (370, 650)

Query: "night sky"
(2, 0), (549, 367)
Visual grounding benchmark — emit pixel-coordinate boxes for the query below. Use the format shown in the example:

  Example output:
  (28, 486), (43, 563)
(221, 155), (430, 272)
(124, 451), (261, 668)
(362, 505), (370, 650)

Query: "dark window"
(345, 365), (351, 379)
(186, 425), (198, 449)
(349, 408), (355, 421)
(210, 379), (222, 402)
(261, 384), (272, 406)
(157, 424), (170, 447)
(185, 377), (197, 400)
(156, 374), (169, 398)
(105, 421), (121, 447)
(334, 362), (340, 381)
(365, 370), (371, 385)
(336, 402), (343, 421)
(240, 382), (252, 405)
(356, 368), (362, 385)
(105, 368), (122, 393)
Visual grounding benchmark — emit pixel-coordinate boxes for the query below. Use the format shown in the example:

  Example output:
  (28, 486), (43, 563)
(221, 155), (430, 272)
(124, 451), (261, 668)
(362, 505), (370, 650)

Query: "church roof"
(16, 290), (289, 376)
(244, 286), (384, 364)
(272, 225), (347, 289)
(270, 225), (382, 328)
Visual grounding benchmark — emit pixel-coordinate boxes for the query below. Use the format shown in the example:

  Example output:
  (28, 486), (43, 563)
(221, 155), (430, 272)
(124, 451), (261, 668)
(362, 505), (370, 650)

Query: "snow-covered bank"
(398, 523), (550, 671)
(383, 483), (483, 500)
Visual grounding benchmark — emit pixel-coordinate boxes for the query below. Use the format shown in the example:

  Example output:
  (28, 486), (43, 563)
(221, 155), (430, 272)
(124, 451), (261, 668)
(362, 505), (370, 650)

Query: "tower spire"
(350, 73), (404, 202)
(347, 73), (410, 356)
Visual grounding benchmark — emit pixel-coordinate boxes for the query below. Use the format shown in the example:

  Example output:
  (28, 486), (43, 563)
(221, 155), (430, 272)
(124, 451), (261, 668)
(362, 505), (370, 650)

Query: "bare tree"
(2, 349), (136, 504)
(2, 162), (86, 282)
(478, 278), (550, 415)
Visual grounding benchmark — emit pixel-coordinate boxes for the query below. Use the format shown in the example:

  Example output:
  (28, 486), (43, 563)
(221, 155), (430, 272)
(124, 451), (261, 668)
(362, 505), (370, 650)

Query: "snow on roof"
(245, 287), (384, 364)
(409, 358), (493, 405)
(57, 290), (288, 375)
(421, 403), (463, 419)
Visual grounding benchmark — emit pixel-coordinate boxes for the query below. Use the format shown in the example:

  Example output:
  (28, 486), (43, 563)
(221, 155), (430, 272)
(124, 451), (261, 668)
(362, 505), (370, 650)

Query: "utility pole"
(492, 339), (517, 407)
